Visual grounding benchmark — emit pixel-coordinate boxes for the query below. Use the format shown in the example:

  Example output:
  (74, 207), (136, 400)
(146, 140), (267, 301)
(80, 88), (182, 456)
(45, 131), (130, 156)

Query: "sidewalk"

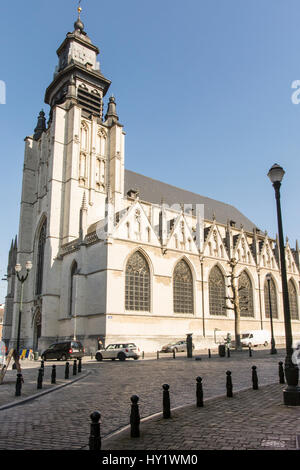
(0, 359), (88, 410)
(102, 383), (300, 450)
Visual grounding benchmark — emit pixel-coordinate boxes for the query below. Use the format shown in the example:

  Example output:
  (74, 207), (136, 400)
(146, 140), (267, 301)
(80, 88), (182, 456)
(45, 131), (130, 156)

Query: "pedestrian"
(97, 338), (103, 351)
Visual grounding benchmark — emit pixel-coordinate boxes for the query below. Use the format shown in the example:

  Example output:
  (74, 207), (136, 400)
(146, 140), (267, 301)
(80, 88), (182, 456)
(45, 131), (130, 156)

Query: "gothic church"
(3, 14), (300, 353)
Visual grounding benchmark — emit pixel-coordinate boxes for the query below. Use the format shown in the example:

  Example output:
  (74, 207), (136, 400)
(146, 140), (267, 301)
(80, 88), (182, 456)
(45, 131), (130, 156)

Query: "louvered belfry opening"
(77, 86), (102, 117)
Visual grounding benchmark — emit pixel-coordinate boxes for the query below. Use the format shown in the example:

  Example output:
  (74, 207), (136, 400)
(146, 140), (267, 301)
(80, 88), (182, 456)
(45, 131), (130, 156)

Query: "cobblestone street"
(102, 383), (300, 450)
(0, 348), (296, 450)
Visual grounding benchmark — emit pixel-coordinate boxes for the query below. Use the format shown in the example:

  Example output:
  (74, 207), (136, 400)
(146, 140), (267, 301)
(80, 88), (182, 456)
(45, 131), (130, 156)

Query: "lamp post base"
(283, 387), (300, 406)
(283, 365), (300, 406)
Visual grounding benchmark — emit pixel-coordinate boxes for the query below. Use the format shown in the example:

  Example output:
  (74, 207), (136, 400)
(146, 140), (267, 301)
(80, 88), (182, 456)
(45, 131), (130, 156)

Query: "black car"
(41, 341), (85, 361)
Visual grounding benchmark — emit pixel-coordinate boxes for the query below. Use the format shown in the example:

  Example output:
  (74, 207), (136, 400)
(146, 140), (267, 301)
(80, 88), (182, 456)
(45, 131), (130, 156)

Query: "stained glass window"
(288, 279), (299, 320)
(238, 271), (254, 317)
(125, 251), (150, 311)
(264, 277), (278, 319)
(209, 265), (226, 316)
(36, 219), (47, 295)
(70, 262), (78, 316)
(173, 259), (194, 314)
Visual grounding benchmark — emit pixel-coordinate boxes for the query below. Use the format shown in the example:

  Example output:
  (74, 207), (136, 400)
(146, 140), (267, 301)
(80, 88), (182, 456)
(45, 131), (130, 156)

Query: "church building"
(3, 13), (300, 353)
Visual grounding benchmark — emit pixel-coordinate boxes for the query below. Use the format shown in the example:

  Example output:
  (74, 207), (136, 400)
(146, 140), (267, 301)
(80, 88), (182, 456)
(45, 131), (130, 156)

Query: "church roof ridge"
(124, 169), (258, 233)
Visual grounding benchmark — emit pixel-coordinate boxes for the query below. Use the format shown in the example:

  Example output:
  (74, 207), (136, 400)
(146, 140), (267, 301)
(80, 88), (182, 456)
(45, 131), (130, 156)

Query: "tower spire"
(74, 2), (84, 34)
(105, 96), (119, 125)
(33, 110), (46, 140)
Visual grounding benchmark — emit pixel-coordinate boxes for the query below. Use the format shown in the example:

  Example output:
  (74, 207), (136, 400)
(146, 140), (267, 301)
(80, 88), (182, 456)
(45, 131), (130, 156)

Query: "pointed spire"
(105, 96), (119, 125)
(79, 193), (88, 241)
(33, 110), (46, 140)
(225, 219), (233, 258)
(274, 234), (280, 268)
(7, 239), (14, 275)
(251, 228), (258, 265)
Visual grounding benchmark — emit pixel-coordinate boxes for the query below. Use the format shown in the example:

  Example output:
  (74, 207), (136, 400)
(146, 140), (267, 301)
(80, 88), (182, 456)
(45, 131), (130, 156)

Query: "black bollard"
(227, 347), (231, 358)
(15, 373), (23, 397)
(41, 360), (44, 376)
(89, 411), (101, 450)
(37, 368), (43, 389)
(278, 361), (285, 384)
(249, 346), (252, 357)
(51, 365), (56, 384)
(78, 358), (82, 373)
(73, 360), (77, 376)
(252, 365), (258, 390)
(65, 361), (70, 379)
(157, 351), (159, 360)
(173, 349), (176, 359)
(142, 351), (144, 360)
(226, 370), (233, 397)
(208, 349), (211, 358)
(196, 377), (203, 407)
(130, 395), (140, 438)
(162, 384), (171, 418)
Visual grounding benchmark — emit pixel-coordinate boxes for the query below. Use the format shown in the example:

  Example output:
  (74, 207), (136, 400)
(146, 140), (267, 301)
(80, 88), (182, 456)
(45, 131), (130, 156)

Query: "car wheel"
(134, 357), (138, 360)
(95, 352), (103, 362)
(61, 354), (67, 361)
(41, 354), (46, 361)
(111, 358), (115, 361)
(118, 352), (126, 361)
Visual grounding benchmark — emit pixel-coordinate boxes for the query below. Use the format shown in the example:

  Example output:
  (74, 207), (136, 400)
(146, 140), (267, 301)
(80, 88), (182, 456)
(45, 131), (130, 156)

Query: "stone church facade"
(3, 16), (300, 353)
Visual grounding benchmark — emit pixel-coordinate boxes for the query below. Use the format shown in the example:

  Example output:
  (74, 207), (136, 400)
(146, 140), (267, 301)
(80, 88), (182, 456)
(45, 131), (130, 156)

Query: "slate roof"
(124, 170), (258, 233)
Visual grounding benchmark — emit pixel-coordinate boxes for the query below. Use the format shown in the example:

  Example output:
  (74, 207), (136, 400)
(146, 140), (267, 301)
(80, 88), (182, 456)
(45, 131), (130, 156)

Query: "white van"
(240, 330), (271, 347)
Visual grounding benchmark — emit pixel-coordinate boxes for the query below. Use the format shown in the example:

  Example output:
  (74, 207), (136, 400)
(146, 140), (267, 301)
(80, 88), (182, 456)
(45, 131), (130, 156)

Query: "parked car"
(41, 341), (85, 361)
(95, 343), (140, 361)
(240, 330), (271, 347)
(161, 340), (195, 353)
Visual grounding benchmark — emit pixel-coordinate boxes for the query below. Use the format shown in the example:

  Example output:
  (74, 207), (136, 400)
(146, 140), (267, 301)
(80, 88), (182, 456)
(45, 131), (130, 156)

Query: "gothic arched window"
(288, 279), (299, 320)
(173, 259), (194, 314)
(125, 251), (150, 311)
(209, 266), (226, 316)
(238, 271), (254, 317)
(70, 262), (78, 316)
(36, 219), (47, 295)
(264, 277), (278, 319)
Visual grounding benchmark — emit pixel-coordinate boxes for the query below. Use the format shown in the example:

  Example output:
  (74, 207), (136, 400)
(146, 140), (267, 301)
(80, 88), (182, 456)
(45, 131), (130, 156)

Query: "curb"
(0, 369), (91, 412)
(102, 381), (281, 443)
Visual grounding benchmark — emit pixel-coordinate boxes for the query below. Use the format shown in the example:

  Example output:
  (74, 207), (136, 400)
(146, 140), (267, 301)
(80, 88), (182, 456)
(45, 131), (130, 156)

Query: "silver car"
(95, 343), (140, 361)
(161, 340), (195, 353)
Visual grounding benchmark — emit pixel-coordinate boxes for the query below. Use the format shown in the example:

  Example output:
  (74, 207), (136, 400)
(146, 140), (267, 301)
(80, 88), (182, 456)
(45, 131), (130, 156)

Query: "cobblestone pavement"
(0, 361), (87, 408)
(102, 383), (300, 450)
(0, 347), (293, 450)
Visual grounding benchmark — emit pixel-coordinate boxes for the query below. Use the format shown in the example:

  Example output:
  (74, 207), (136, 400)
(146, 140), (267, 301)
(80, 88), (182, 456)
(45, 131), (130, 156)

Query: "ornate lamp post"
(267, 164), (300, 405)
(265, 273), (277, 355)
(13, 261), (32, 368)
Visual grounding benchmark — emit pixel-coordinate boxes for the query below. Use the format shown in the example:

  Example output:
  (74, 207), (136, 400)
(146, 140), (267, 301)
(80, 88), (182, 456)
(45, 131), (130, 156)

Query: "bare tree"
(224, 258), (248, 351)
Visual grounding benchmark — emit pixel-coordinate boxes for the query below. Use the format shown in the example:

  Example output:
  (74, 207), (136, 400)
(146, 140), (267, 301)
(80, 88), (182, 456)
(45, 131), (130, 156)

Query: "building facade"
(3, 15), (300, 353)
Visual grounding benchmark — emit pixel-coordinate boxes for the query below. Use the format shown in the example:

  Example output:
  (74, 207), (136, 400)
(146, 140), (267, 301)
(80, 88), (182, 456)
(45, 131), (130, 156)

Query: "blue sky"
(0, 0), (300, 302)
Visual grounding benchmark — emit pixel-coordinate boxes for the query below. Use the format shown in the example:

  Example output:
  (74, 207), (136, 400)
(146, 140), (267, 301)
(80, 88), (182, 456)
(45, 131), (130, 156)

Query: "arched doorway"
(33, 310), (42, 351)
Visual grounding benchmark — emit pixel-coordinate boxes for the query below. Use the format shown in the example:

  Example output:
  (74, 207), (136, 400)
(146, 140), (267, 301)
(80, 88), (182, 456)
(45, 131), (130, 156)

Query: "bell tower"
(45, 7), (111, 122)
(7, 7), (126, 351)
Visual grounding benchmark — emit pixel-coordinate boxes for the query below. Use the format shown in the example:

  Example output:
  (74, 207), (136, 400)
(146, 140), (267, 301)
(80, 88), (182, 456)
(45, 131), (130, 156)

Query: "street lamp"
(265, 273), (277, 355)
(13, 261), (32, 369)
(268, 163), (300, 405)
